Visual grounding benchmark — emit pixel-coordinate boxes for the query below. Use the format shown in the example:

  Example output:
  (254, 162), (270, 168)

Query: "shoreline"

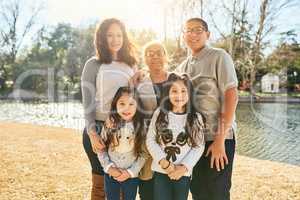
(1, 122), (300, 200)
(1, 95), (300, 104)
(239, 96), (300, 103)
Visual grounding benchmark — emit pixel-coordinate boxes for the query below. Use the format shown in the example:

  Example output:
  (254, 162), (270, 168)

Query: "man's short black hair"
(186, 18), (208, 31)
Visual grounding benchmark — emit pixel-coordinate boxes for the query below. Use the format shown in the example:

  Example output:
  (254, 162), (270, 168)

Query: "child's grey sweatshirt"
(98, 122), (146, 178)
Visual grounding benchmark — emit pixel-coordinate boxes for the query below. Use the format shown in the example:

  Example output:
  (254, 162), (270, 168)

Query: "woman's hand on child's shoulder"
(105, 117), (115, 129)
(129, 69), (147, 87)
(88, 130), (106, 153)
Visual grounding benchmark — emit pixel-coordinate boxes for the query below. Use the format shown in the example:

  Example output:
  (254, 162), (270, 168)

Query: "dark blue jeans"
(104, 173), (139, 200)
(138, 178), (154, 200)
(153, 172), (190, 200)
(190, 138), (236, 200)
(82, 121), (105, 175)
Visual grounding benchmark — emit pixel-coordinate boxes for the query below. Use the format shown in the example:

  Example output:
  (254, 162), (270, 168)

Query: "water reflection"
(236, 103), (300, 165)
(0, 101), (85, 130)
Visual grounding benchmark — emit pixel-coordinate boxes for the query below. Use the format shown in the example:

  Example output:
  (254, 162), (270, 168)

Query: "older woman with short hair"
(136, 41), (170, 200)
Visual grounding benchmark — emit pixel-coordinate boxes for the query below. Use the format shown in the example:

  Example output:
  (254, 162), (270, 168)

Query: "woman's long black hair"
(94, 18), (137, 67)
(155, 73), (204, 147)
(104, 86), (145, 156)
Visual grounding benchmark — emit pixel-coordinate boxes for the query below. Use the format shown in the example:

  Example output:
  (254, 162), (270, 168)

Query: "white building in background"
(261, 73), (280, 93)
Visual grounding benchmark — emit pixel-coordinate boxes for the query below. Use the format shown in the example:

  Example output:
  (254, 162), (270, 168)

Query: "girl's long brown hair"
(155, 73), (205, 147)
(94, 18), (137, 67)
(104, 87), (145, 156)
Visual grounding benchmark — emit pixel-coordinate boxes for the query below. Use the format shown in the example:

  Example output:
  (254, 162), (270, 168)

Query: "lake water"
(1, 101), (299, 166)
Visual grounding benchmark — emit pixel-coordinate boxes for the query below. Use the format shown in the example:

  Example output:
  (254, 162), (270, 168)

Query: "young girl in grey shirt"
(98, 86), (146, 200)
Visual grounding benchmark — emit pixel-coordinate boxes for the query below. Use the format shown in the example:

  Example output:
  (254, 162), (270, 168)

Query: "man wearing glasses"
(176, 18), (238, 200)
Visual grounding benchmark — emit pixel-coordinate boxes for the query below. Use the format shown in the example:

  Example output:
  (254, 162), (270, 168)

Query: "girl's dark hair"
(94, 18), (138, 67)
(155, 73), (204, 147)
(104, 86), (145, 156)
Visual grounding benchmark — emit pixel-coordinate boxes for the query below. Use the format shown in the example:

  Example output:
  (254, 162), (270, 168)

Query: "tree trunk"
(250, 0), (269, 94)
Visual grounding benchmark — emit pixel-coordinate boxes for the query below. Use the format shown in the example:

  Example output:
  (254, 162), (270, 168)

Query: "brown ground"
(1, 122), (299, 200)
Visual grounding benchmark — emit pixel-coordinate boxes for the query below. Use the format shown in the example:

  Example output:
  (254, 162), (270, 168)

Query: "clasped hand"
(159, 159), (187, 181)
(108, 166), (131, 182)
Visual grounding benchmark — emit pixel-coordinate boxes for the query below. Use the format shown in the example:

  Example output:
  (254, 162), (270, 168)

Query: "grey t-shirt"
(81, 57), (134, 132)
(176, 45), (238, 141)
(81, 57), (100, 132)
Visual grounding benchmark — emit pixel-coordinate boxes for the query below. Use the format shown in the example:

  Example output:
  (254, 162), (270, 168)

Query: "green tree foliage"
(266, 34), (300, 90)
(1, 15), (299, 100)
(5, 23), (95, 100)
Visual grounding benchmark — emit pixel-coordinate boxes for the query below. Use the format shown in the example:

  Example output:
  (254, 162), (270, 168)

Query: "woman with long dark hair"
(81, 18), (137, 200)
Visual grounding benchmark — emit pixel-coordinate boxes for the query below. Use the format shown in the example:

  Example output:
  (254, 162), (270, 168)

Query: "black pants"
(82, 121), (105, 175)
(138, 178), (154, 200)
(190, 138), (236, 200)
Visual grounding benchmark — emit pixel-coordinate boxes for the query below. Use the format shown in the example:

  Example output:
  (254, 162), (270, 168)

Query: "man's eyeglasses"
(183, 27), (207, 35)
(145, 50), (165, 58)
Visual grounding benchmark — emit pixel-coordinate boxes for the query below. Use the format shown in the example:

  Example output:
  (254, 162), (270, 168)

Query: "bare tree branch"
(0, 0), (43, 63)
(207, 8), (227, 40)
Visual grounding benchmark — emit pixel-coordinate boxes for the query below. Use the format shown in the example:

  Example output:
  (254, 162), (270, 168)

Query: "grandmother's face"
(144, 44), (167, 72)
